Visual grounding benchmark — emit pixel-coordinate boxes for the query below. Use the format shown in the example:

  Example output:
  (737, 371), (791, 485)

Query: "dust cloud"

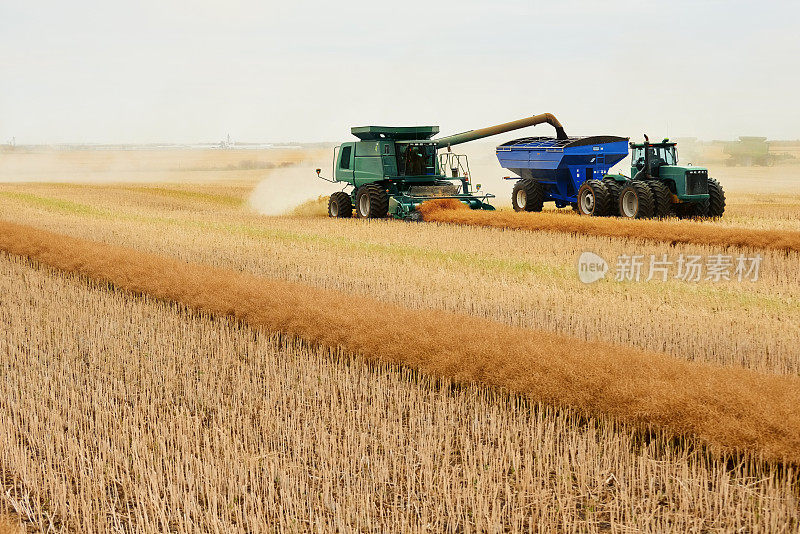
(248, 165), (341, 216)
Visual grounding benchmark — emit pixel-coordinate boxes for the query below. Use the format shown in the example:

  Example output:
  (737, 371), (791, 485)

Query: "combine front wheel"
(355, 185), (389, 219)
(576, 180), (611, 216)
(328, 192), (353, 218)
(618, 182), (654, 219)
(512, 179), (544, 212)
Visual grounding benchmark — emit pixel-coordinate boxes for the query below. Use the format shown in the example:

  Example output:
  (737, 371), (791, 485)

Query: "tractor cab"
(631, 139), (678, 179)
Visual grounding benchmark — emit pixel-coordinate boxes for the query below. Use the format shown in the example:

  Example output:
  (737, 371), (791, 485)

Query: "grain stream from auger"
(1, 220), (800, 462)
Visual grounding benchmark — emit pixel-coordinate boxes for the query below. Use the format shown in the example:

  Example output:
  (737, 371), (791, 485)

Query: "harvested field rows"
(2, 254), (797, 531)
(417, 199), (800, 253)
(2, 220), (800, 462)
(1, 187), (798, 376)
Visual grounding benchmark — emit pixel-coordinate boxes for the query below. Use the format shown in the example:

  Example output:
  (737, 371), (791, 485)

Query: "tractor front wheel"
(355, 184), (389, 219)
(576, 180), (611, 216)
(706, 177), (726, 218)
(618, 182), (655, 219)
(328, 192), (353, 218)
(512, 179), (545, 212)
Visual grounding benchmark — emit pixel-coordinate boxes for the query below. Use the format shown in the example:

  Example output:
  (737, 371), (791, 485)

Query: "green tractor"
(600, 135), (726, 219)
(318, 114), (568, 219)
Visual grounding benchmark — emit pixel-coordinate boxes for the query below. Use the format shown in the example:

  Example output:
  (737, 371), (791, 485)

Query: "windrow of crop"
(1, 219), (799, 463)
(416, 199), (800, 253)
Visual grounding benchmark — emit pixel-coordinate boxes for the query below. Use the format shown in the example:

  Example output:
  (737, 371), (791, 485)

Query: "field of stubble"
(0, 148), (799, 532)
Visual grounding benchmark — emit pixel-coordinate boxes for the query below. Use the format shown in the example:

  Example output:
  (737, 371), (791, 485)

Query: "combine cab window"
(397, 144), (436, 176)
(339, 146), (352, 169)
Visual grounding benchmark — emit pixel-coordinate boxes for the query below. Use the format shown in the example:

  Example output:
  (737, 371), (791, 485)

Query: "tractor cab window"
(398, 144), (436, 176)
(632, 146), (645, 170)
(656, 146), (677, 165)
(633, 145), (677, 170)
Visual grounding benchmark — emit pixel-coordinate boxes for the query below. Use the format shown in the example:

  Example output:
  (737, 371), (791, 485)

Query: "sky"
(1, 0), (798, 144)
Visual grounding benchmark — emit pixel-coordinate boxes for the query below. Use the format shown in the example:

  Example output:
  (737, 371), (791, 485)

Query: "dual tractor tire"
(601, 178), (623, 216)
(576, 179), (613, 216)
(618, 181), (655, 219)
(355, 184), (389, 219)
(328, 191), (353, 218)
(512, 179), (545, 212)
(646, 180), (673, 218)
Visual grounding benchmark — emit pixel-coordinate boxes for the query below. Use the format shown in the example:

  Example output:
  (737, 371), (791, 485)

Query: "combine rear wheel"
(576, 180), (611, 216)
(602, 178), (624, 216)
(618, 182), (654, 219)
(647, 181), (673, 218)
(355, 184), (389, 218)
(328, 192), (353, 218)
(512, 179), (545, 212)
(706, 177), (726, 218)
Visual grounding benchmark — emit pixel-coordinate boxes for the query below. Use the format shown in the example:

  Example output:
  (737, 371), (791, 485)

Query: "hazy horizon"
(2, 0), (799, 144)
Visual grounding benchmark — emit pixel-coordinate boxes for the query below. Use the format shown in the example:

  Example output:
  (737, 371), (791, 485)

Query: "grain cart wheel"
(706, 177), (726, 218)
(511, 179), (544, 212)
(355, 184), (389, 218)
(647, 181), (673, 218)
(602, 178), (624, 216)
(618, 182), (655, 219)
(328, 192), (353, 218)
(576, 180), (611, 216)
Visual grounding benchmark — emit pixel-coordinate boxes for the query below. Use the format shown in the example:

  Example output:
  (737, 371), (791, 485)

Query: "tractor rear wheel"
(618, 182), (655, 219)
(602, 178), (624, 216)
(706, 177), (726, 218)
(328, 191), (352, 218)
(512, 179), (545, 212)
(355, 184), (389, 218)
(647, 180), (673, 218)
(576, 180), (611, 216)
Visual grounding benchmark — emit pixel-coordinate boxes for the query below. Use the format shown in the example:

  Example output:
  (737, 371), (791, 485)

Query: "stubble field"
(1, 148), (799, 532)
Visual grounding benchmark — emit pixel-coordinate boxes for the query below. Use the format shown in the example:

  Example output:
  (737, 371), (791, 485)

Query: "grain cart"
(317, 114), (566, 219)
(502, 135), (725, 218)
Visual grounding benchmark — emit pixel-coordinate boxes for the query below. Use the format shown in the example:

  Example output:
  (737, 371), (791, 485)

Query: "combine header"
(318, 114), (566, 219)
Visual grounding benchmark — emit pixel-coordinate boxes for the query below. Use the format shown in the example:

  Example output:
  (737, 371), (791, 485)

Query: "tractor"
(602, 136), (726, 218)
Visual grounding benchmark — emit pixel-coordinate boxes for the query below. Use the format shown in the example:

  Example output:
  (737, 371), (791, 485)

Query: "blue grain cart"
(498, 136), (629, 215)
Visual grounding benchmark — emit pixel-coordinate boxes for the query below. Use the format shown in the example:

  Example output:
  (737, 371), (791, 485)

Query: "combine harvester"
(317, 114), (567, 220)
(500, 135), (726, 218)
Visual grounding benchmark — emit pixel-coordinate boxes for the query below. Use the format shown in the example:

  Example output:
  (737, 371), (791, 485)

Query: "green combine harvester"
(317, 114), (567, 219)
